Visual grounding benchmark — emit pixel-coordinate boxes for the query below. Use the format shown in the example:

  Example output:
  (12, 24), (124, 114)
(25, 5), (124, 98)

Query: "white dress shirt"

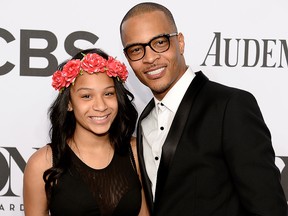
(141, 67), (195, 199)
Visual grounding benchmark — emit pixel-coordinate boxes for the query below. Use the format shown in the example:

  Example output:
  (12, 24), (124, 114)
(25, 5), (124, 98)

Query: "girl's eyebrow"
(76, 85), (115, 92)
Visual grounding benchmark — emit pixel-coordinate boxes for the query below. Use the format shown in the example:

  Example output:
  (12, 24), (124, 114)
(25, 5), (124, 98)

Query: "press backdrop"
(0, 0), (287, 215)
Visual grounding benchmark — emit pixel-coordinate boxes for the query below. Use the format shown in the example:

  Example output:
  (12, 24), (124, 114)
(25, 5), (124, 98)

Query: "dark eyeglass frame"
(123, 32), (178, 61)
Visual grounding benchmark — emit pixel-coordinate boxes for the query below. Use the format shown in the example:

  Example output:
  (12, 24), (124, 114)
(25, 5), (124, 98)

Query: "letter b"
(20, 29), (58, 77)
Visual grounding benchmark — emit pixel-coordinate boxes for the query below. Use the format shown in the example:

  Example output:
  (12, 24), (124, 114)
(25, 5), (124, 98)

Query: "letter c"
(0, 28), (15, 76)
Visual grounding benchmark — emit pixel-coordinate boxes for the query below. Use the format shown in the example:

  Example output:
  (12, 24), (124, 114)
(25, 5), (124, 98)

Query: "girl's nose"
(92, 97), (108, 111)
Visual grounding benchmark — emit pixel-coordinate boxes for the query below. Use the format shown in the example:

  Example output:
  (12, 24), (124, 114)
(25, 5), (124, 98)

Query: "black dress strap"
(128, 144), (138, 173)
(47, 143), (55, 167)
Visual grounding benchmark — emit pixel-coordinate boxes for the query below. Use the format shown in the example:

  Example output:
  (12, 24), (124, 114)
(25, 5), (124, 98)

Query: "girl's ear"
(68, 101), (73, 111)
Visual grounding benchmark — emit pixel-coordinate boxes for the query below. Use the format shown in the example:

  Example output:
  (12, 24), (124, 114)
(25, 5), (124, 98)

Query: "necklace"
(70, 139), (114, 169)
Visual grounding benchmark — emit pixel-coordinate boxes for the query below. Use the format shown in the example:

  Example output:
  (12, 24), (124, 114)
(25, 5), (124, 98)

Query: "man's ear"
(178, 32), (185, 55)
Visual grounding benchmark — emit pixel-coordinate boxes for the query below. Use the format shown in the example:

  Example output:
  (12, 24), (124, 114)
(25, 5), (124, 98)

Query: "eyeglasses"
(123, 32), (178, 61)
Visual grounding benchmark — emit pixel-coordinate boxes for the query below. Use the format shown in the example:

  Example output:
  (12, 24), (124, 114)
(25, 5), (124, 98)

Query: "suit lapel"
(137, 99), (155, 212)
(154, 71), (208, 208)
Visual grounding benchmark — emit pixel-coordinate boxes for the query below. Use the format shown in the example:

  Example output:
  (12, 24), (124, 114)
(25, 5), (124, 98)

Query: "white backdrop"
(0, 0), (287, 215)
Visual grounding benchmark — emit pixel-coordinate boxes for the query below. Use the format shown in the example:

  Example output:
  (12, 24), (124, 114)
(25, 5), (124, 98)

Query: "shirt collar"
(154, 66), (195, 113)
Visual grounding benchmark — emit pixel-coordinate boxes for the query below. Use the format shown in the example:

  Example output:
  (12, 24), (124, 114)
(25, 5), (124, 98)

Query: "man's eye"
(154, 38), (168, 47)
(129, 46), (143, 54)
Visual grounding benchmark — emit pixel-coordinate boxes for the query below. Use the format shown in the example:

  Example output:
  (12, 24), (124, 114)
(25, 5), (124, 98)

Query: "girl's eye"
(81, 94), (91, 99)
(105, 92), (115, 96)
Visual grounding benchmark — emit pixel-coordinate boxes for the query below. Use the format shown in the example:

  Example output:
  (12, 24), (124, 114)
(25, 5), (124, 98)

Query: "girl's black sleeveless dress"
(49, 146), (142, 216)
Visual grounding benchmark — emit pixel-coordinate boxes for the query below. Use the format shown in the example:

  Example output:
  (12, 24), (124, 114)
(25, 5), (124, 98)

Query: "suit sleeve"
(223, 90), (287, 216)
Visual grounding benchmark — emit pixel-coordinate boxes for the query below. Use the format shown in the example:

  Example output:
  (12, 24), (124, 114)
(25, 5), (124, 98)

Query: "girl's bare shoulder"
(25, 145), (52, 172)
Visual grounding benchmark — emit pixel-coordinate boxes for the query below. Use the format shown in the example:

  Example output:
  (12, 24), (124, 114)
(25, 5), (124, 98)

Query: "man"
(120, 2), (287, 216)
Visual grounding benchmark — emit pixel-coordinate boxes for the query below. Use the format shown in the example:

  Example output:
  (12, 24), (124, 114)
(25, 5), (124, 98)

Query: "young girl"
(23, 48), (149, 216)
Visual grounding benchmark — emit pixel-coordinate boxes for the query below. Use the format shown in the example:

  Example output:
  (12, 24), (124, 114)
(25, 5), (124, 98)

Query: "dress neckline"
(67, 145), (115, 171)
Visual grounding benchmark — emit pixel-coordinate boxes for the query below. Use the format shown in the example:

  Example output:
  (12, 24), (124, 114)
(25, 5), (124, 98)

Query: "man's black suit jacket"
(136, 71), (287, 216)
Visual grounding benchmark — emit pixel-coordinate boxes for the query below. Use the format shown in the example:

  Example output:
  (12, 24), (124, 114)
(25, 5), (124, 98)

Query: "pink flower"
(106, 57), (128, 81)
(52, 53), (128, 92)
(62, 59), (81, 84)
(81, 53), (107, 74)
(52, 70), (67, 91)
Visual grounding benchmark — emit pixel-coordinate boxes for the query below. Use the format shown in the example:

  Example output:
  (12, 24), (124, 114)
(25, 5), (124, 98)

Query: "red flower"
(52, 53), (128, 92)
(106, 57), (128, 81)
(62, 59), (81, 84)
(81, 53), (107, 74)
(52, 70), (67, 91)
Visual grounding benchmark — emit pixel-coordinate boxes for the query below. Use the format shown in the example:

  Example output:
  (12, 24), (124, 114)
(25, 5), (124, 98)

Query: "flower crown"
(52, 53), (128, 92)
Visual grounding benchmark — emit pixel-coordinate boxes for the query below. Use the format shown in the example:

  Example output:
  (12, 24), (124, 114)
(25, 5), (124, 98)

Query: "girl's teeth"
(92, 116), (107, 120)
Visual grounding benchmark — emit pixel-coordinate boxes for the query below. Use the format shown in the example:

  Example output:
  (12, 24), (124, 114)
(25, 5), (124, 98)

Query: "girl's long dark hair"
(43, 48), (138, 206)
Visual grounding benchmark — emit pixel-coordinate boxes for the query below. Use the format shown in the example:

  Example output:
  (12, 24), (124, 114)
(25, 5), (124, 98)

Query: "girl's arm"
(131, 137), (150, 216)
(23, 145), (52, 216)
